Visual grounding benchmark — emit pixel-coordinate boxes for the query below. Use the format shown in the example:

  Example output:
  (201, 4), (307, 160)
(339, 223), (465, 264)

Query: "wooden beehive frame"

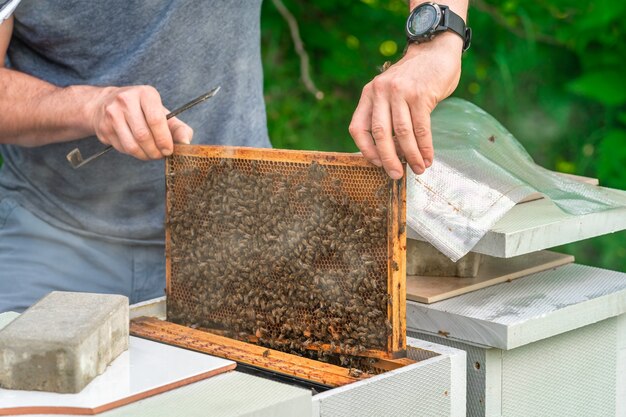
(165, 144), (407, 359)
(130, 317), (415, 388)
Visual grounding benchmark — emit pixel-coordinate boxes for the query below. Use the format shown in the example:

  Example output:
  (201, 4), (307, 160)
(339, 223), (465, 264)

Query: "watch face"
(408, 4), (438, 36)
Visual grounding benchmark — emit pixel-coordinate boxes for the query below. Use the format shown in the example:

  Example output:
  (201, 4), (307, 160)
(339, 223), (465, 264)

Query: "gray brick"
(0, 291), (129, 393)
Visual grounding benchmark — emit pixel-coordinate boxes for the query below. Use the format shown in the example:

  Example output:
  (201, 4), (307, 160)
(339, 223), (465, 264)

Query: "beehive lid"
(407, 263), (626, 349)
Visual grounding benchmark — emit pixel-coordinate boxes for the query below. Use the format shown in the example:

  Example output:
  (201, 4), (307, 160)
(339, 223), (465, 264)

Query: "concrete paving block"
(0, 291), (129, 393)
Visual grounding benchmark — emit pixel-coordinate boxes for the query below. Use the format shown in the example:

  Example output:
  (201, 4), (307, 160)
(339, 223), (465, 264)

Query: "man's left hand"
(349, 33), (463, 179)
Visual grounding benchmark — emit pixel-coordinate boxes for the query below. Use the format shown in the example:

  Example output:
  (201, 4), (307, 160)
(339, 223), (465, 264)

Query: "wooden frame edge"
(130, 317), (368, 388)
(164, 157), (172, 317)
(172, 144), (378, 168)
(387, 168), (407, 355)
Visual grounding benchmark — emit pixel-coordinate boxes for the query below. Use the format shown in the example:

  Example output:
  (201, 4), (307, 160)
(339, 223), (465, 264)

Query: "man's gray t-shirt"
(0, 1), (271, 244)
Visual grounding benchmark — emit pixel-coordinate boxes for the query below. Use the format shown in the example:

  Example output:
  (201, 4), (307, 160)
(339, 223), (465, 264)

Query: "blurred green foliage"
(261, 0), (626, 271)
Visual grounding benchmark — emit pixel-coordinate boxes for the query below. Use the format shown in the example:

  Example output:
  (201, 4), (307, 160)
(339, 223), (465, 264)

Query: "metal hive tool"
(165, 145), (406, 360)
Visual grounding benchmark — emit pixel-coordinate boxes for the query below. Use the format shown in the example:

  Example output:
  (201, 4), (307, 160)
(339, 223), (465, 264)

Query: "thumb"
(168, 117), (194, 145)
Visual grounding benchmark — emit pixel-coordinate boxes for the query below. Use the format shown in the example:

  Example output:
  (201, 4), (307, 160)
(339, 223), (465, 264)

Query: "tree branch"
(271, 0), (324, 100)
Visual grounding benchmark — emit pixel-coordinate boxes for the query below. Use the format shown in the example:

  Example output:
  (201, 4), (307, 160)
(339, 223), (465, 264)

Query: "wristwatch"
(406, 2), (472, 52)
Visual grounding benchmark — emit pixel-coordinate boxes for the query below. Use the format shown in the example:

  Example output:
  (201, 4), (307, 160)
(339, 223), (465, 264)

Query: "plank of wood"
(387, 169), (407, 356)
(198, 327), (402, 360)
(0, 337), (235, 416)
(172, 144), (375, 167)
(517, 173), (599, 204)
(406, 251), (574, 304)
(398, 172), (407, 355)
(130, 317), (366, 388)
(370, 357), (416, 372)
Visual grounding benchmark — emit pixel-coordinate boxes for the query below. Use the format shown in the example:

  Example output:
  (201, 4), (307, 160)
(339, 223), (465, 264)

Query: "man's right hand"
(89, 85), (194, 160)
(2, 16), (192, 154)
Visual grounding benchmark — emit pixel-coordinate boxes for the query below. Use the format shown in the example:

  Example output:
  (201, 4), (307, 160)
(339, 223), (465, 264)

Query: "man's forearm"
(0, 68), (102, 146)
(0, 13), (191, 158)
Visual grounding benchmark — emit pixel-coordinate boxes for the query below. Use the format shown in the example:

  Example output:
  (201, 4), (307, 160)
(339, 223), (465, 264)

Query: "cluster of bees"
(167, 157), (392, 363)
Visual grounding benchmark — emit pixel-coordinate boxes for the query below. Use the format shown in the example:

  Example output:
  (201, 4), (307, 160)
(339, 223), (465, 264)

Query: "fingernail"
(162, 148), (172, 156)
(390, 169), (403, 179)
(424, 159), (432, 168)
(372, 158), (382, 167)
(411, 165), (425, 175)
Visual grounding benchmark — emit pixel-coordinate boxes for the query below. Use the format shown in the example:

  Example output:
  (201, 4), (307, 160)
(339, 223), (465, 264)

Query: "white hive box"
(407, 263), (626, 417)
(311, 338), (466, 417)
(129, 298), (468, 417)
(406, 185), (626, 416)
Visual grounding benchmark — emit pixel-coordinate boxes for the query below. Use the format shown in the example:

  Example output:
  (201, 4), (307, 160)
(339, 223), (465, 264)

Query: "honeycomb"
(165, 146), (404, 359)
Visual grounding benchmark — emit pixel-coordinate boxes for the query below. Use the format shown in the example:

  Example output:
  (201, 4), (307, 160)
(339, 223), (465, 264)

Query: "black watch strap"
(441, 5), (472, 52)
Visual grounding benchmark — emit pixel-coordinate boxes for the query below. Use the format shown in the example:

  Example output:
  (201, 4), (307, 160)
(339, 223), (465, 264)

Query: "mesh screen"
(166, 151), (399, 358)
(408, 98), (626, 261)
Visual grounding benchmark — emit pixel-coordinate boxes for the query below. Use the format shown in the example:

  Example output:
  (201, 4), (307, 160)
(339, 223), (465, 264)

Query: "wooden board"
(370, 357), (417, 372)
(0, 337), (235, 416)
(130, 317), (369, 388)
(389, 164), (407, 355)
(183, 327), (403, 360)
(406, 251), (574, 304)
(171, 144), (377, 167)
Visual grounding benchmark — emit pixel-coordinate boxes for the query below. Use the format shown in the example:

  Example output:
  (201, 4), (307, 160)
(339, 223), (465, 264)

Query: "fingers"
(391, 97), (425, 174)
(409, 103), (434, 168)
(102, 105), (149, 160)
(122, 98), (162, 159)
(350, 82), (408, 179)
(168, 117), (194, 144)
(349, 40), (461, 178)
(140, 88), (174, 156)
(112, 112), (150, 160)
(392, 136), (405, 159)
(371, 98), (404, 180)
(93, 85), (192, 161)
(351, 77), (433, 179)
(349, 90), (381, 167)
